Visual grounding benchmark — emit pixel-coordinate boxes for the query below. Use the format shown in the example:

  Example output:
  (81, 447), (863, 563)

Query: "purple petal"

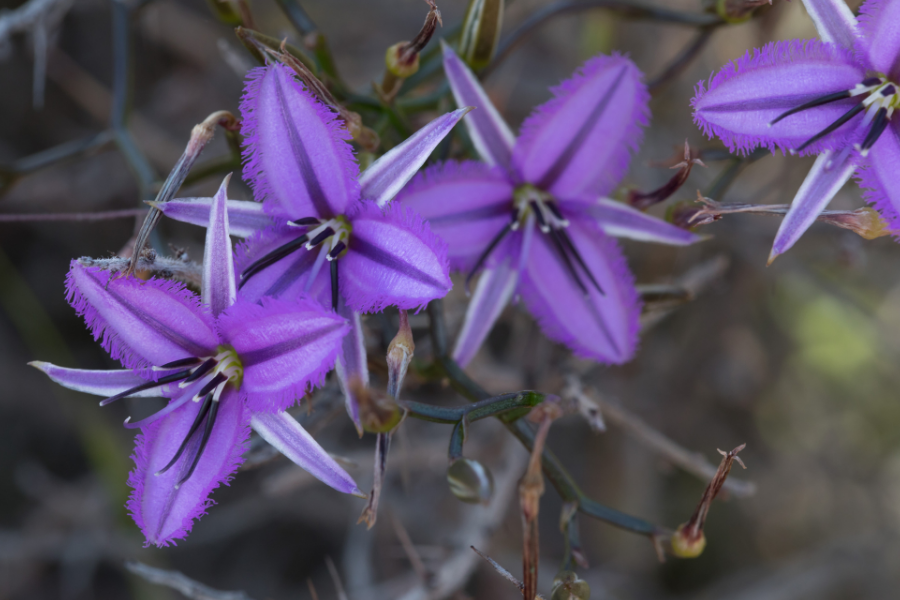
(565, 198), (700, 246)
(234, 224), (330, 304)
(240, 64), (359, 219)
(250, 411), (361, 495)
(771, 149), (858, 260)
(856, 0), (900, 78)
(66, 262), (218, 371)
(333, 299), (368, 434)
(442, 42), (516, 170)
(127, 387), (250, 547)
(802, 0), (860, 51)
(219, 296), (349, 413)
(341, 202), (452, 312)
(519, 223), (640, 364)
(360, 108), (472, 208)
(512, 53), (649, 199)
(29, 362), (173, 398)
(451, 235), (521, 367)
(858, 120), (900, 232)
(692, 40), (866, 155)
(394, 161), (514, 271)
(153, 197), (273, 238)
(202, 175), (236, 318)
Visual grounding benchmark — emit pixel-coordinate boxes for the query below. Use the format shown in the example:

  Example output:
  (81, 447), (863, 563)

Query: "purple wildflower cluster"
(32, 0), (898, 551)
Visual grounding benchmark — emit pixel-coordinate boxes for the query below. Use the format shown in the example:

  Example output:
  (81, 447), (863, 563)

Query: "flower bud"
(551, 571), (591, 600)
(352, 378), (403, 434)
(447, 457), (494, 504)
(819, 207), (892, 240)
(459, 0), (504, 70)
(386, 310), (414, 399)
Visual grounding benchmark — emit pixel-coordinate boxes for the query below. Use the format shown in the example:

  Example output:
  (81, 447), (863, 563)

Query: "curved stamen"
(155, 391), (214, 476)
(330, 258), (339, 311)
(327, 240), (346, 261)
(176, 397), (220, 488)
(307, 226), (335, 249)
(464, 220), (515, 294)
(99, 369), (194, 407)
(239, 233), (310, 289)
(178, 357), (217, 389)
(544, 201), (570, 227)
(289, 216), (321, 227)
(194, 372), (228, 401)
(859, 107), (890, 156)
(547, 229), (589, 297)
(556, 229), (605, 296)
(795, 102), (865, 153)
(530, 200), (550, 233)
(154, 357), (203, 371)
(769, 91), (852, 126)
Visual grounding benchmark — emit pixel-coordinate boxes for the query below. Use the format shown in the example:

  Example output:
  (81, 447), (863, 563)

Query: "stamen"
(193, 372), (227, 401)
(768, 91), (852, 126)
(307, 226), (335, 249)
(155, 391), (213, 476)
(178, 357), (217, 389)
(288, 217), (321, 227)
(330, 259), (339, 311)
(882, 84), (897, 97)
(795, 102), (865, 153)
(556, 229), (605, 296)
(239, 233), (309, 289)
(544, 201), (570, 227)
(99, 369), (193, 406)
(175, 397), (220, 488)
(464, 220), (515, 294)
(327, 240), (346, 261)
(547, 229), (588, 296)
(530, 200), (550, 233)
(858, 107), (890, 156)
(862, 77), (883, 87)
(154, 357), (202, 371)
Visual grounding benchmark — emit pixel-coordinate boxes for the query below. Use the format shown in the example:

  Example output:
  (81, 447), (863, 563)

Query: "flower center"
(770, 75), (899, 156)
(512, 184), (570, 232)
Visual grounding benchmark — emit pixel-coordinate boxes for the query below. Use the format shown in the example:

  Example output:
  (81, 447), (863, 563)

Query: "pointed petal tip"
(351, 487), (367, 499)
(766, 250), (779, 266)
(27, 361), (46, 371)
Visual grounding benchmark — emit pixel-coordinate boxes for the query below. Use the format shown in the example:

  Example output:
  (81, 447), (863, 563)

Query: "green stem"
(400, 390), (546, 424)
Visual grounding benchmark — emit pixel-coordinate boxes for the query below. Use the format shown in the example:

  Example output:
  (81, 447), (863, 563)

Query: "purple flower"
(393, 44), (699, 366)
(693, 0), (900, 261)
(155, 63), (468, 432)
(31, 177), (361, 547)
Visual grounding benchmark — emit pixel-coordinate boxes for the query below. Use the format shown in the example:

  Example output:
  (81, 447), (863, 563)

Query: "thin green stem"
(400, 391), (546, 424)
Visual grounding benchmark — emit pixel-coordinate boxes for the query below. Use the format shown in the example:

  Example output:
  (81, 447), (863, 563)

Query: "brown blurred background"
(3, 0), (900, 598)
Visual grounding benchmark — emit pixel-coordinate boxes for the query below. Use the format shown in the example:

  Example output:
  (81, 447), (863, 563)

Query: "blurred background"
(3, 0), (900, 598)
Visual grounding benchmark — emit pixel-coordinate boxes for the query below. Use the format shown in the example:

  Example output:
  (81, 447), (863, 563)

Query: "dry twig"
(125, 561), (255, 600)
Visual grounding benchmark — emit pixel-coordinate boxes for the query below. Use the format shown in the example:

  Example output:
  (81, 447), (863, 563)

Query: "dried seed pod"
(551, 571), (591, 600)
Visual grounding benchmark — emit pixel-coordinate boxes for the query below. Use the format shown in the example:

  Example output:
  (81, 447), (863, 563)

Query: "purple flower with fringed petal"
(31, 177), (362, 547)
(393, 44), (699, 366)
(693, 0), (900, 261)
(154, 63), (468, 432)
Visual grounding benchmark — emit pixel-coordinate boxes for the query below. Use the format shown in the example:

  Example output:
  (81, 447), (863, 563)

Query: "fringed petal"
(394, 160), (514, 271)
(567, 198), (700, 246)
(856, 0), (900, 78)
(154, 197), (273, 238)
(802, 0), (860, 52)
(29, 362), (175, 398)
(512, 53), (649, 199)
(201, 176), (236, 318)
(127, 387), (250, 547)
(240, 64), (359, 219)
(519, 223), (640, 364)
(234, 224), (330, 305)
(66, 262), (218, 372)
(451, 234), (522, 367)
(692, 40), (866, 155)
(341, 202), (452, 313)
(219, 296), (348, 413)
(360, 108), (471, 208)
(250, 411), (362, 495)
(442, 42), (516, 170)
(857, 120), (900, 233)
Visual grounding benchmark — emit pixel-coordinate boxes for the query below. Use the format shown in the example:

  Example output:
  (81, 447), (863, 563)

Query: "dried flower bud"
(551, 571), (591, 600)
(386, 310), (415, 399)
(671, 444), (746, 559)
(667, 200), (721, 230)
(459, 0), (504, 70)
(627, 141), (705, 211)
(385, 0), (442, 78)
(447, 457), (494, 504)
(714, 0), (772, 23)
